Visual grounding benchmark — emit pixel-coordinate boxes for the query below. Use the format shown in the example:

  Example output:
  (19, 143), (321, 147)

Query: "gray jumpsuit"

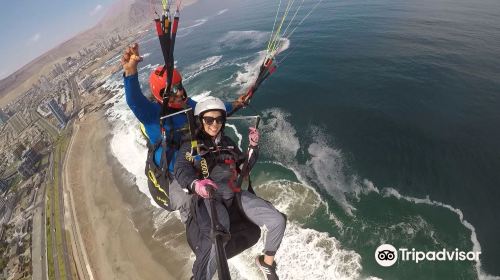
(173, 134), (286, 280)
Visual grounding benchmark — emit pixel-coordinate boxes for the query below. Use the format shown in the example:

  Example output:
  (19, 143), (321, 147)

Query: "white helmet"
(194, 97), (226, 116)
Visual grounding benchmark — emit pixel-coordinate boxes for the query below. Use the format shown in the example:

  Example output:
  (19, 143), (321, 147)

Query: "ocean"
(102, 0), (500, 279)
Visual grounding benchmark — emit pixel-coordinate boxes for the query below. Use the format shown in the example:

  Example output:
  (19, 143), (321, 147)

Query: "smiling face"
(201, 110), (224, 137)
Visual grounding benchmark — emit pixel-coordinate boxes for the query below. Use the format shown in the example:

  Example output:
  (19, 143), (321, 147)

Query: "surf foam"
(381, 187), (499, 280)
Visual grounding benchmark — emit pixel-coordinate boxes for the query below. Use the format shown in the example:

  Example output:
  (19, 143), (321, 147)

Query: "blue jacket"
(124, 74), (233, 172)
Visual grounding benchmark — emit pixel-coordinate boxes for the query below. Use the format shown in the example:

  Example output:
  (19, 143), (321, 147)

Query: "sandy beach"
(65, 111), (192, 280)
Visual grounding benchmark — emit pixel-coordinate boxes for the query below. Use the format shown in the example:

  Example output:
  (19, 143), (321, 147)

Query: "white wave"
(183, 55), (223, 82)
(361, 179), (380, 194)
(179, 19), (207, 32)
(217, 9), (228, 16)
(102, 75), (123, 93)
(382, 187), (499, 280)
(142, 52), (151, 58)
(260, 159), (344, 231)
(177, 29), (194, 38)
(104, 54), (123, 67)
(259, 108), (363, 214)
(383, 215), (439, 244)
(138, 63), (160, 72)
(219, 30), (270, 50)
(217, 73), (237, 85)
(306, 141), (358, 214)
(225, 179), (363, 280)
(269, 37), (291, 57)
(104, 81), (157, 207)
(229, 222), (362, 280)
(177, 19), (208, 38)
(225, 123), (243, 149)
(139, 34), (158, 45)
(228, 35), (286, 94)
(260, 109), (300, 162)
(191, 90), (212, 102)
(258, 180), (322, 221)
(231, 50), (267, 92)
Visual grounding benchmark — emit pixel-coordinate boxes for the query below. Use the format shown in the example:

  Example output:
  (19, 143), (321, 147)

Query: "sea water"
(103, 0), (500, 279)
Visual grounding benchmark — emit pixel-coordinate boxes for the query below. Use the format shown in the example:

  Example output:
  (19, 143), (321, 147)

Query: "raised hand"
(121, 43), (143, 76)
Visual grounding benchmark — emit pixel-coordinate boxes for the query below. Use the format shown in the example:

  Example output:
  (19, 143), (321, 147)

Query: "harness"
(185, 136), (261, 259)
(145, 123), (188, 211)
(185, 142), (244, 190)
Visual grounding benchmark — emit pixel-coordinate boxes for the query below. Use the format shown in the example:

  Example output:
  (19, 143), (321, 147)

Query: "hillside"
(0, 0), (152, 106)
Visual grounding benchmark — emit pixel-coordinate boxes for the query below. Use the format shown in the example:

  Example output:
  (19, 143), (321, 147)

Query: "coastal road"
(56, 133), (74, 280)
(49, 135), (75, 280)
(32, 153), (50, 280)
(49, 148), (61, 280)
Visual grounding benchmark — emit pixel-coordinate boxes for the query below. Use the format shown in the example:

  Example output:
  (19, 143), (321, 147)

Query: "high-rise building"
(18, 162), (36, 179)
(0, 180), (8, 194)
(18, 148), (41, 179)
(32, 139), (47, 154)
(22, 148), (41, 165)
(13, 144), (26, 158)
(48, 99), (67, 128)
(0, 108), (9, 124)
(78, 75), (93, 92)
(0, 195), (6, 210)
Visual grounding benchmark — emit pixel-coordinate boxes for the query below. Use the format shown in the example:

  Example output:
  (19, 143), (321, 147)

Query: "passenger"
(174, 97), (286, 280)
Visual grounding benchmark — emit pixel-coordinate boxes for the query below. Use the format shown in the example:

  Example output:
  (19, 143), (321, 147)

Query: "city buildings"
(17, 149), (41, 179)
(47, 99), (67, 128)
(6, 112), (29, 135)
(0, 108), (9, 124)
(0, 180), (8, 193)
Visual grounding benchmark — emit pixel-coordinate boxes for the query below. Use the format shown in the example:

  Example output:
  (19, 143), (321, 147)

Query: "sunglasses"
(202, 116), (225, 125)
(172, 83), (184, 94)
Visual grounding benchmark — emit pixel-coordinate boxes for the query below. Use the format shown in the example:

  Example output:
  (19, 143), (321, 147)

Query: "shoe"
(255, 255), (279, 280)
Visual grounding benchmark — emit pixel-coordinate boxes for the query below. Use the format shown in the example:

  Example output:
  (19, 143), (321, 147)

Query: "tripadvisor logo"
(375, 244), (481, 267)
(375, 244), (398, 267)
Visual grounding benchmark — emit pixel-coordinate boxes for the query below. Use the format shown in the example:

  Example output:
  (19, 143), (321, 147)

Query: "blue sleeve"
(224, 102), (233, 114)
(124, 73), (160, 125)
(187, 98), (197, 110)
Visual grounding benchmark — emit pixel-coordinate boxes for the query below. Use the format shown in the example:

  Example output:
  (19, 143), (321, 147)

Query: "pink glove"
(193, 179), (218, 198)
(249, 127), (259, 146)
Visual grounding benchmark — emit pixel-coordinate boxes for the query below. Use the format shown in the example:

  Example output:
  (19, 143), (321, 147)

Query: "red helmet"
(149, 66), (183, 104)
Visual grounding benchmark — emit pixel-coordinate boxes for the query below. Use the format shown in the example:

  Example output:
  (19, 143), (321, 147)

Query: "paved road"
(57, 138), (73, 280)
(31, 154), (50, 280)
(49, 149), (61, 280)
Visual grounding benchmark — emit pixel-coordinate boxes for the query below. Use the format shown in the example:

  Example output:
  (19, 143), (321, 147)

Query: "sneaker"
(255, 255), (279, 280)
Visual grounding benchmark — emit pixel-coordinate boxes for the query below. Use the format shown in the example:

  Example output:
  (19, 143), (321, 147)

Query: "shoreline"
(105, 120), (194, 279)
(65, 110), (188, 279)
(60, 1), (202, 278)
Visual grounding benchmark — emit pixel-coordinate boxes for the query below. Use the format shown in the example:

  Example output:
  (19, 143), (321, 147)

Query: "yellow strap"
(148, 170), (169, 198)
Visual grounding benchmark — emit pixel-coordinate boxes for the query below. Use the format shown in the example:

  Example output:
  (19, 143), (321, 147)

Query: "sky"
(0, 0), (116, 80)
